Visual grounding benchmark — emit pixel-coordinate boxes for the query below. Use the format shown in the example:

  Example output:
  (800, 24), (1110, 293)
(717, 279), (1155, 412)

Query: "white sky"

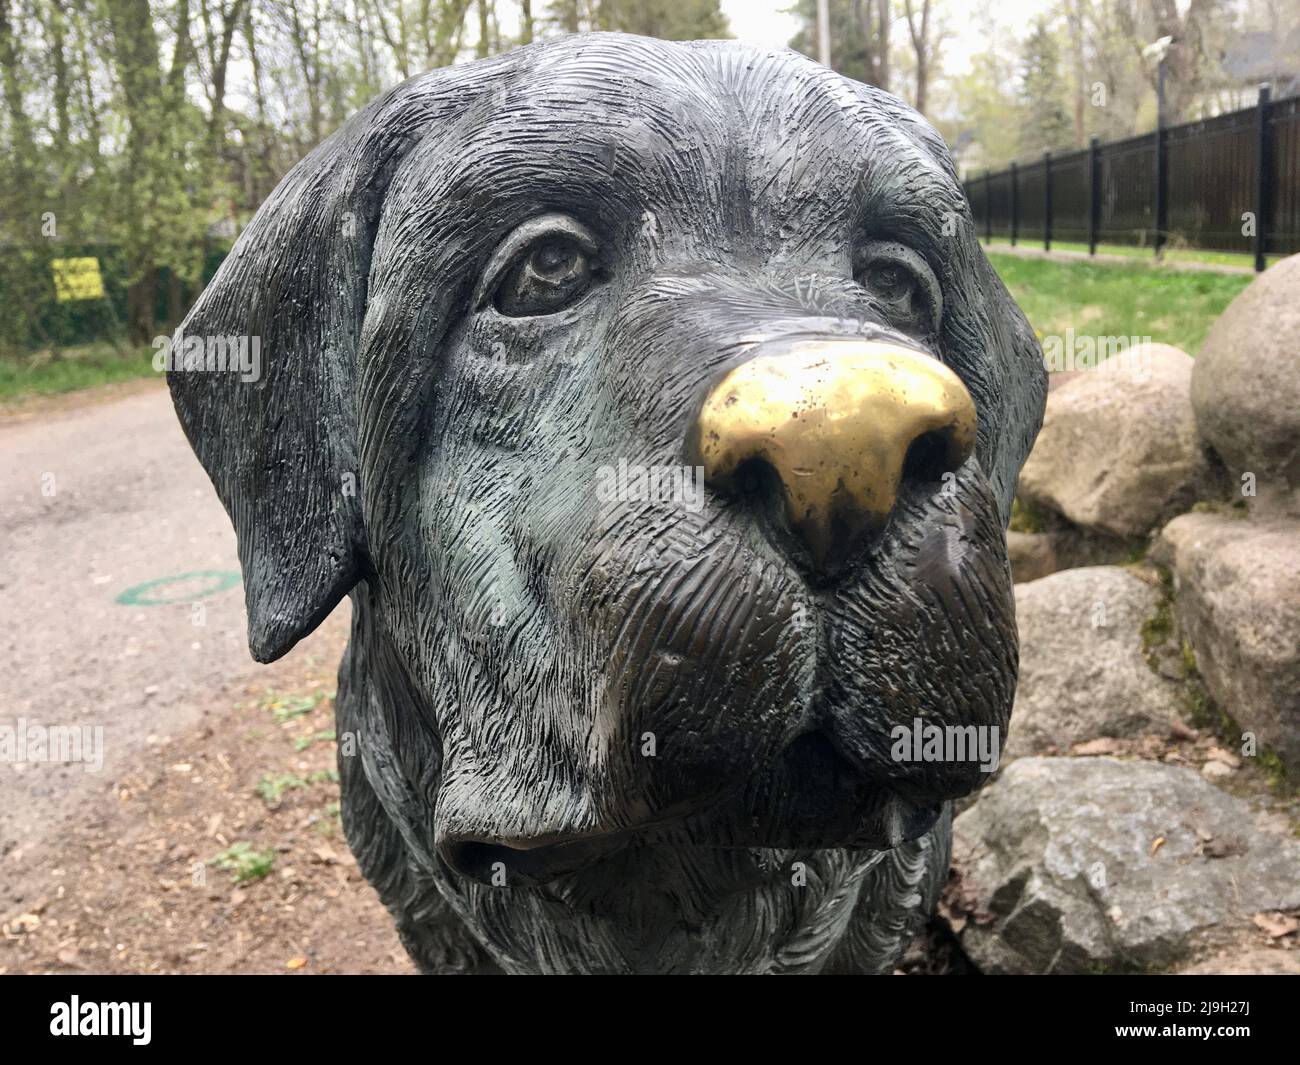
(719, 0), (1059, 76)
(718, 0), (802, 51)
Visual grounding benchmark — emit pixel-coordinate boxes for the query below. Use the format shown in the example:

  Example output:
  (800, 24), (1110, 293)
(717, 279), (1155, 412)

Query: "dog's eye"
(862, 261), (912, 301)
(479, 214), (602, 318)
(854, 241), (942, 335)
(497, 238), (592, 316)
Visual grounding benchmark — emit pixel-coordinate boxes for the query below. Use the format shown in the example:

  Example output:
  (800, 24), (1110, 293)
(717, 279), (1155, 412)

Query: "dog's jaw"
(335, 583), (951, 975)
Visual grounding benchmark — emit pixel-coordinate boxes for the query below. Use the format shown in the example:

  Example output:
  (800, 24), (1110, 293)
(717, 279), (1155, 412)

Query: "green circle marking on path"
(115, 570), (242, 607)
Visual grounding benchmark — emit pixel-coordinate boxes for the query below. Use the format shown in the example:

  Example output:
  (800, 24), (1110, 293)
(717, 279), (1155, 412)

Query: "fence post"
(1088, 135), (1100, 256)
(985, 170), (993, 243)
(1254, 84), (1272, 273)
(1010, 161), (1019, 246)
(1043, 150), (1053, 251)
(1154, 95), (1168, 259)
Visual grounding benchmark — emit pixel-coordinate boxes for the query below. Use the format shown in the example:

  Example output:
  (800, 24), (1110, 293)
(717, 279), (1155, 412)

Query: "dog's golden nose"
(685, 339), (977, 570)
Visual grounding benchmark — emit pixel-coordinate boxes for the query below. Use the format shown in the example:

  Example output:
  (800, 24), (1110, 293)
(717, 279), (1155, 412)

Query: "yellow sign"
(51, 257), (105, 301)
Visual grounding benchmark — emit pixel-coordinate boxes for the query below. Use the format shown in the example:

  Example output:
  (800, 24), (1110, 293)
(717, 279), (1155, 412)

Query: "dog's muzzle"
(685, 338), (976, 577)
(437, 336), (992, 887)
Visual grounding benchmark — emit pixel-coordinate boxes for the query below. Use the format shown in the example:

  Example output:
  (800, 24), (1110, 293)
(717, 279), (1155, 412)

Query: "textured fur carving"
(170, 33), (1045, 974)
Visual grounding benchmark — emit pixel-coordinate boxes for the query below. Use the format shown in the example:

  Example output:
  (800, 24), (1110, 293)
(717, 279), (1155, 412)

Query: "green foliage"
(943, 46), (1021, 172)
(256, 768), (339, 805)
(260, 688), (328, 724)
(1009, 497), (1052, 534)
(1017, 16), (1072, 159)
(255, 773), (308, 805)
(209, 842), (276, 883)
(0, 0), (739, 372)
(572, 0), (730, 39)
(787, 0), (879, 85)
(1139, 566), (1176, 661)
(2, 0), (1283, 384)
(295, 730), (337, 752)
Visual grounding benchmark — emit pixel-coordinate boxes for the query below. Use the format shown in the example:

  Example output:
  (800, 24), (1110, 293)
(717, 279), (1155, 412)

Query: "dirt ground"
(1, 381), (410, 974)
(1, 627), (413, 975)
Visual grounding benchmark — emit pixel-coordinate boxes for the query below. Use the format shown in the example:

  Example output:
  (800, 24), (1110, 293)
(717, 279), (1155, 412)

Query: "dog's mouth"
(439, 730), (945, 887)
(432, 462), (1015, 890)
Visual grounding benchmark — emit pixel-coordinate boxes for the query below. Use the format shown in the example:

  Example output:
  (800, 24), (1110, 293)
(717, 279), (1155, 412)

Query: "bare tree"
(902, 0), (945, 113)
(851, 0), (890, 91)
(1063, 0), (1088, 147)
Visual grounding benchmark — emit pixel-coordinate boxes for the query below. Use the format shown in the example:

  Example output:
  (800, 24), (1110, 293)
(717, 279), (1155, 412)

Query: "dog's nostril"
(733, 455), (781, 498)
(902, 428), (960, 486)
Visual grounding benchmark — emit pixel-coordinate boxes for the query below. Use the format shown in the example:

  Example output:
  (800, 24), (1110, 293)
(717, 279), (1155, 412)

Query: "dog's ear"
(980, 262), (1047, 525)
(169, 66), (500, 662)
(885, 92), (1049, 521)
(851, 83), (1047, 525)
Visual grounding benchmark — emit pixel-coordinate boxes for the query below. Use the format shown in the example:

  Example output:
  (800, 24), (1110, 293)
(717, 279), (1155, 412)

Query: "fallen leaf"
(3, 913), (41, 936)
(1206, 746), (1242, 768)
(286, 956), (308, 969)
(1253, 912), (1299, 939)
(1150, 836), (1166, 855)
(1073, 737), (1121, 756)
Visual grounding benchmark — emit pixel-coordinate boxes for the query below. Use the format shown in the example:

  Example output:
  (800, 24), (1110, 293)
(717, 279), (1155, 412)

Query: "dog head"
(171, 34), (1045, 973)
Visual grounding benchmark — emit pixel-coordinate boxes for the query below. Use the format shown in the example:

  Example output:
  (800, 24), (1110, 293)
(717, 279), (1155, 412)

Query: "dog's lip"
(443, 831), (636, 886)
(441, 777), (943, 888)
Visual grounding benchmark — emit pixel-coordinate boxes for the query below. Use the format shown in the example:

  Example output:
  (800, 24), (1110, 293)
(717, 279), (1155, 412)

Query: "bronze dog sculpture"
(170, 33), (1046, 974)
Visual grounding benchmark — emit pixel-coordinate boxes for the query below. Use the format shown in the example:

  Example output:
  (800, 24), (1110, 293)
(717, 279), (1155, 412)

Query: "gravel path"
(0, 382), (347, 890)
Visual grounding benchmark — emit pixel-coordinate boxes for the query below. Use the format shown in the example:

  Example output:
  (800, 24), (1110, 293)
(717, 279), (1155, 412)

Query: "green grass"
(982, 237), (1278, 270)
(259, 688), (328, 725)
(255, 773), (308, 805)
(0, 341), (157, 403)
(987, 252), (1253, 355)
(208, 841), (276, 884)
(255, 768), (339, 806)
(294, 729), (336, 752)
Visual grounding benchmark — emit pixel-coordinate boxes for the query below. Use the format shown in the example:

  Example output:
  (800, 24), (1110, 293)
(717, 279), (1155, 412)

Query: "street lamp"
(1143, 35), (1174, 125)
(816, 0), (832, 68)
(1143, 35), (1174, 257)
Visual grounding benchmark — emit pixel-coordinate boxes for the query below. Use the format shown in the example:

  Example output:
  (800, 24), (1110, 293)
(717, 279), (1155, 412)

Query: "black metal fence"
(964, 87), (1300, 271)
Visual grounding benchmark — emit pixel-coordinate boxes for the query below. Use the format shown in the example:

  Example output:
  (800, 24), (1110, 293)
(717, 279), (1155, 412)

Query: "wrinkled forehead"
(381, 39), (964, 257)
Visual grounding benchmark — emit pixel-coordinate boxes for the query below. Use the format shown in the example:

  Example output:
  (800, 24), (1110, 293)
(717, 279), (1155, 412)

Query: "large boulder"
(1191, 254), (1300, 516)
(1007, 530), (1059, 584)
(1176, 950), (1300, 975)
(1158, 511), (1300, 773)
(1006, 567), (1181, 761)
(951, 757), (1300, 974)
(1018, 343), (1206, 537)
(1006, 529), (1133, 583)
